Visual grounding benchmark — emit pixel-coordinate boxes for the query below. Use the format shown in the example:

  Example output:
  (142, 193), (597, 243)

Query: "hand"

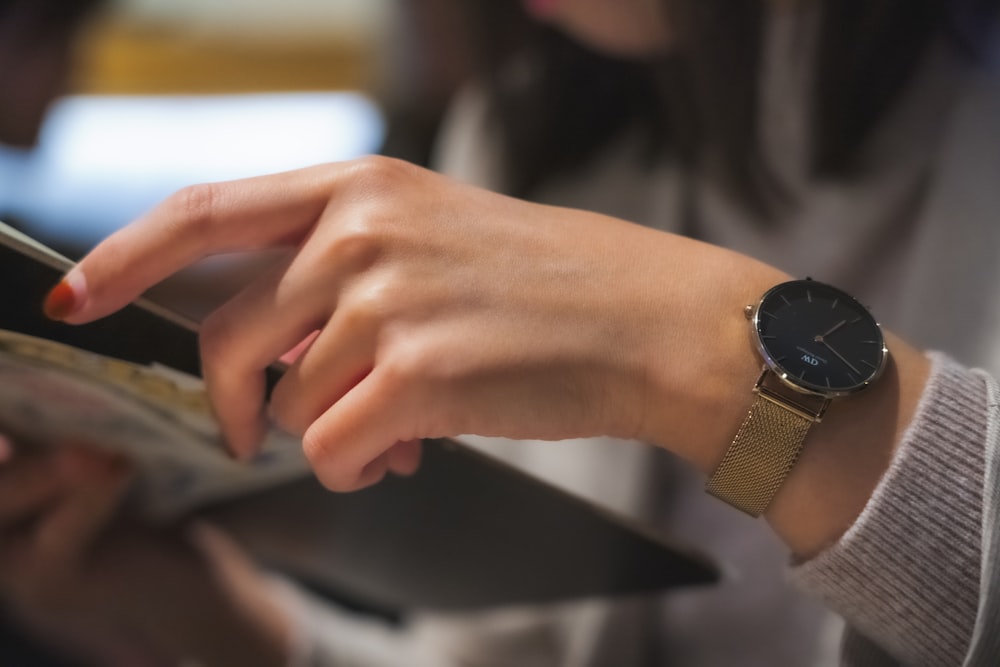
(54, 157), (788, 491)
(0, 442), (141, 665)
(0, 441), (292, 667)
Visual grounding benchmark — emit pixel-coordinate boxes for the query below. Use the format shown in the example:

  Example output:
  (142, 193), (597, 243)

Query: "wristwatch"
(705, 278), (888, 516)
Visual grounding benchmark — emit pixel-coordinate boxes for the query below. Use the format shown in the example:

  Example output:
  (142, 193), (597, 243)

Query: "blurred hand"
(0, 441), (291, 667)
(56, 157), (788, 491)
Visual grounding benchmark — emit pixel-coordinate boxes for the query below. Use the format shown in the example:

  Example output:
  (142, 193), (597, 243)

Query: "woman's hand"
(52, 157), (786, 492)
(0, 441), (292, 667)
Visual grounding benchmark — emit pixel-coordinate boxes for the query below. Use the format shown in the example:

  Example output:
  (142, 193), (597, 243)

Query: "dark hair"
(0, 0), (103, 28)
(459, 0), (998, 216)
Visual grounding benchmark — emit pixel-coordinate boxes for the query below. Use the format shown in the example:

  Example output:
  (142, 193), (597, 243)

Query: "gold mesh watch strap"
(705, 371), (829, 517)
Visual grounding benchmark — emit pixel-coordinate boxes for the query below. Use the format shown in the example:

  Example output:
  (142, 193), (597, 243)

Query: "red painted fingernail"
(43, 269), (87, 321)
(0, 434), (12, 463)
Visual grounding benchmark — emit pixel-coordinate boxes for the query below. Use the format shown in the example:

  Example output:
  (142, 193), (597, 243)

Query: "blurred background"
(0, 0), (471, 255)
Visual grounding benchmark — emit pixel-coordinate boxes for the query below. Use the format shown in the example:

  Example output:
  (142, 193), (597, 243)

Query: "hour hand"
(818, 319), (847, 339)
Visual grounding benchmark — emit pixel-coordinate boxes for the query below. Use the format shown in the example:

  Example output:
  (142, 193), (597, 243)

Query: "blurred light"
(0, 92), (384, 247)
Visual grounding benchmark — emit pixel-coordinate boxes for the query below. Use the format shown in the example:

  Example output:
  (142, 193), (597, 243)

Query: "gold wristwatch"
(706, 278), (888, 517)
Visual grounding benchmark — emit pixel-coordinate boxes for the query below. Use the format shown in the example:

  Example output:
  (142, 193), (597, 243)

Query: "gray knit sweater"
(794, 355), (996, 666)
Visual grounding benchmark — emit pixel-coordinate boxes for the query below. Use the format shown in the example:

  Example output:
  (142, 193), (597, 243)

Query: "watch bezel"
(750, 279), (888, 399)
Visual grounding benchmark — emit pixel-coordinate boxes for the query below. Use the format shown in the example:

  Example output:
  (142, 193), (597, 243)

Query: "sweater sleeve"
(792, 353), (992, 666)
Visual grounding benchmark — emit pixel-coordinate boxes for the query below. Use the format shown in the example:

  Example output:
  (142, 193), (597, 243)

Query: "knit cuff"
(792, 353), (986, 666)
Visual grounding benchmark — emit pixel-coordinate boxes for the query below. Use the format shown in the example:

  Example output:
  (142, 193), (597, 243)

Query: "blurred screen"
(0, 92), (384, 248)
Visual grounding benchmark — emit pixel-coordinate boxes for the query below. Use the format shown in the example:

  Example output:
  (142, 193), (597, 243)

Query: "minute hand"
(821, 340), (862, 376)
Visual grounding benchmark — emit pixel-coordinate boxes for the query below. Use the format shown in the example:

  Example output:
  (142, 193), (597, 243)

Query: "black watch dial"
(753, 279), (887, 396)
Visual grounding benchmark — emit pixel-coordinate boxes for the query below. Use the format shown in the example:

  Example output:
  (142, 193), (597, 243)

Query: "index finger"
(47, 163), (342, 325)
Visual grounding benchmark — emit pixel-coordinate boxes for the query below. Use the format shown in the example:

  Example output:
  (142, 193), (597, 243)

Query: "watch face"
(753, 280), (887, 396)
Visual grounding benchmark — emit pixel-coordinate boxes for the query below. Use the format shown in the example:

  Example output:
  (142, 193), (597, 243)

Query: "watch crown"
(744, 305), (755, 319)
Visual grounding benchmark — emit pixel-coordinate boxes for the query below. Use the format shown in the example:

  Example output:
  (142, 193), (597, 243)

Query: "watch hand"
(821, 340), (861, 376)
(819, 319), (847, 339)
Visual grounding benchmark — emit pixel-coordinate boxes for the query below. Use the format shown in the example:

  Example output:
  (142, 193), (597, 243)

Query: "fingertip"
(318, 455), (388, 492)
(386, 439), (423, 477)
(359, 457), (390, 488)
(312, 462), (362, 493)
(43, 268), (88, 322)
(0, 434), (13, 463)
(222, 416), (267, 464)
(306, 441), (373, 492)
(201, 341), (272, 464)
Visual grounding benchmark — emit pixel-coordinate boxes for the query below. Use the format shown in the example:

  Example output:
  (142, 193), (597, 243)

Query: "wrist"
(627, 234), (789, 470)
(629, 257), (931, 557)
(766, 334), (930, 557)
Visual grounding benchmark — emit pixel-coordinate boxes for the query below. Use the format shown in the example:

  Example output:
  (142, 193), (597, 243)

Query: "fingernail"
(234, 439), (261, 464)
(43, 269), (87, 321)
(279, 330), (320, 365)
(224, 424), (264, 464)
(0, 434), (13, 463)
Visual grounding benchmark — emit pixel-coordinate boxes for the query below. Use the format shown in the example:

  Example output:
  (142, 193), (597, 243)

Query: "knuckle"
(165, 182), (220, 238)
(381, 335), (448, 388)
(341, 278), (395, 329)
(381, 348), (423, 387)
(327, 223), (385, 271)
(346, 155), (417, 193)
